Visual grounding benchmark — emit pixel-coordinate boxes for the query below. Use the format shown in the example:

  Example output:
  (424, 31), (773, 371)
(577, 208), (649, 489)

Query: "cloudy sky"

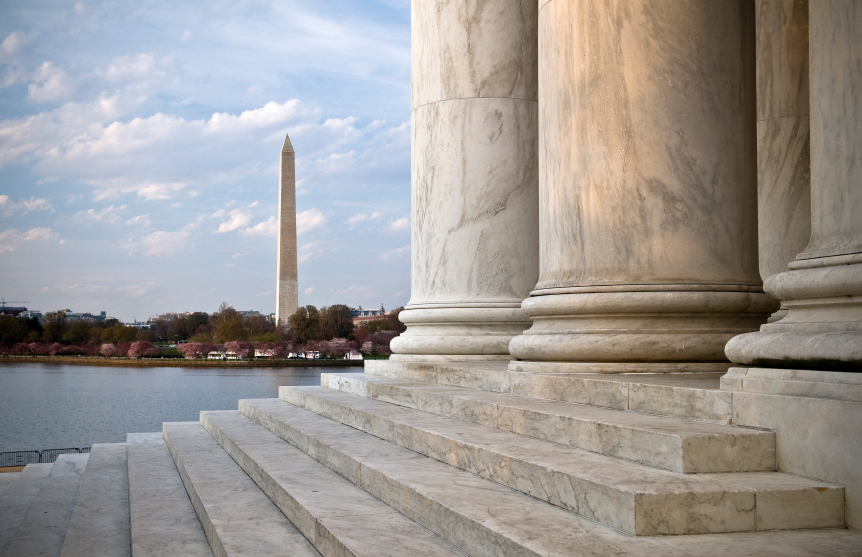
(0, 0), (411, 321)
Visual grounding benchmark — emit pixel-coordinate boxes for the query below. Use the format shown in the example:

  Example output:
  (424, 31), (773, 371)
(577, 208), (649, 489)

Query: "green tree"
(62, 320), (92, 343)
(0, 315), (28, 343)
(386, 308), (406, 334)
(42, 311), (68, 342)
(136, 329), (157, 342)
(215, 321), (248, 343)
(288, 305), (321, 344)
(364, 319), (390, 334)
(321, 304), (354, 339)
(101, 324), (138, 345)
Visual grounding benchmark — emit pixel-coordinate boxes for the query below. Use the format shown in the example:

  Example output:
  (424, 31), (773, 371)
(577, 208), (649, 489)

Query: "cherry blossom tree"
(177, 342), (206, 359)
(29, 343), (49, 355)
(12, 342), (31, 354)
(128, 341), (158, 359)
(100, 343), (119, 357)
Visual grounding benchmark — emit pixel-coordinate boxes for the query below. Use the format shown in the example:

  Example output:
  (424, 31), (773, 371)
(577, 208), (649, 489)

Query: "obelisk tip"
(282, 132), (294, 153)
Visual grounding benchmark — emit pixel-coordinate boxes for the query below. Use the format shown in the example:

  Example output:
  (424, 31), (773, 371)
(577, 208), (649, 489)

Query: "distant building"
(345, 350), (363, 361)
(19, 310), (42, 324)
(0, 306), (27, 317)
(351, 305), (386, 318)
(351, 306), (404, 328)
(126, 321), (153, 330)
(65, 310), (107, 323)
(207, 351), (226, 361)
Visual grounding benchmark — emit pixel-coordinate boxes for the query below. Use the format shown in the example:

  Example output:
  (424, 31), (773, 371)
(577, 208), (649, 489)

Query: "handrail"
(0, 447), (92, 467)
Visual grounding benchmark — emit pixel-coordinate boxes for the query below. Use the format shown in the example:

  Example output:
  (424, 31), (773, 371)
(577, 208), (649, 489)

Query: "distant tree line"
(0, 303), (406, 359)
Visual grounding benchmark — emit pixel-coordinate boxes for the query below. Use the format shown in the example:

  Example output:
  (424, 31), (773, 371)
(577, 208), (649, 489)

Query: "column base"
(507, 361), (731, 374)
(725, 259), (862, 371)
(389, 305), (531, 359)
(508, 288), (778, 367)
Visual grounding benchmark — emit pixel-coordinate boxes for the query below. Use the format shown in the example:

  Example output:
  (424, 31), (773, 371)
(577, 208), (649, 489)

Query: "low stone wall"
(0, 356), (366, 368)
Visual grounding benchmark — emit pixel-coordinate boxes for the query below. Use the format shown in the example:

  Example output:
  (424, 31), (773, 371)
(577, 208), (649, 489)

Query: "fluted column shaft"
(509, 0), (777, 373)
(726, 0), (862, 370)
(390, 0), (539, 361)
(755, 0), (811, 322)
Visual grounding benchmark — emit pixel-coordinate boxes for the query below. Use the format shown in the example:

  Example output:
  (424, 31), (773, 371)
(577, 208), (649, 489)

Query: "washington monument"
(276, 133), (298, 325)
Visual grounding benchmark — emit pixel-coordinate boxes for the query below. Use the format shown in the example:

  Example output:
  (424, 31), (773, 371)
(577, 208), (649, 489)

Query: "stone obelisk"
(276, 133), (298, 325)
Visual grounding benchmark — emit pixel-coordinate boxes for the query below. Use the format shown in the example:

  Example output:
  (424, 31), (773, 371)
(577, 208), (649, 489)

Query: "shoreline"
(0, 355), (367, 368)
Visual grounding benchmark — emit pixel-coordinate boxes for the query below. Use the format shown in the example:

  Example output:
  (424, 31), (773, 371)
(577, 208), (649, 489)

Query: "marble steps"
(126, 432), (212, 557)
(365, 361), (734, 424)
(200, 409), (468, 557)
(277, 386), (845, 536)
(0, 473), (18, 497)
(0, 463), (53, 554)
(236, 397), (862, 556)
(321, 372), (774, 473)
(60, 444), (131, 557)
(162, 421), (322, 557)
(2, 453), (89, 557)
(236, 396), (718, 556)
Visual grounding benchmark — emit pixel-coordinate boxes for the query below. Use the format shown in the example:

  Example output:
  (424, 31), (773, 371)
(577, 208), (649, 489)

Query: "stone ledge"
(722, 367), (862, 402)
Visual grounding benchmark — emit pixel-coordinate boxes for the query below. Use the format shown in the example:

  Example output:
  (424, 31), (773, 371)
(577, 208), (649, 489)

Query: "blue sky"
(0, 0), (411, 322)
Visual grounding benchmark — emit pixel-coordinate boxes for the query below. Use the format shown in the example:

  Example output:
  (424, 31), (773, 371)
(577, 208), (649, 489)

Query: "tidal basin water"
(0, 362), (360, 453)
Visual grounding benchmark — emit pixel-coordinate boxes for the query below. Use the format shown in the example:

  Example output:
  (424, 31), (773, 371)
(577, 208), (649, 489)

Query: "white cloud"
(73, 2), (86, 15)
(102, 53), (157, 82)
(40, 281), (155, 297)
(346, 210), (384, 226)
(389, 217), (409, 232)
(28, 62), (73, 102)
(126, 214), (150, 227)
(1, 31), (36, 61)
(90, 180), (190, 201)
(296, 208), (326, 235)
(304, 287), (315, 295)
(0, 195), (53, 215)
(335, 284), (375, 299)
(241, 216), (277, 237)
(380, 245), (410, 261)
(122, 223), (196, 256)
(181, 30), (193, 42)
(40, 283), (110, 294)
(217, 209), (252, 233)
(116, 282), (156, 297)
(71, 204), (126, 224)
(0, 227), (60, 254)
(204, 100), (300, 135)
(298, 241), (320, 263)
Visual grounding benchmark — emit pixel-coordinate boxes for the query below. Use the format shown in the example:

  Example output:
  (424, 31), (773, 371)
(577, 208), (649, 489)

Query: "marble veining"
(412, 0), (537, 108)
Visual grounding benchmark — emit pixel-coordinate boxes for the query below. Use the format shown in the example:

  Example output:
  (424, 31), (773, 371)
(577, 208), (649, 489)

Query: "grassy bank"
(0, 355), (368, 368)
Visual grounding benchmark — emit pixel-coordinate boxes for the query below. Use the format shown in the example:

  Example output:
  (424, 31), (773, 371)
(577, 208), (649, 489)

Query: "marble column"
(756, 0), (811, 322)
(276, 133), (298, 325)
(726, 0), (862, 371)
(389, 0), (539, 361)
(508, 0), (778, 373)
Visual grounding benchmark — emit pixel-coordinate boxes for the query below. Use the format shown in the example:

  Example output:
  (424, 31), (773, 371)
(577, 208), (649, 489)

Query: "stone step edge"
(236, 397), (713, 555)
(280, 386), (845, 536)
(5, 454), (89, 557)
(60, 444), (130, 557)
(126, 433), (212, 557)
(320, 372), (776, 474)
(0, 463), (53, 556)
(364, 360), (735, 424)
(199, 410), (466, 557)
(162, 421), (321, 557)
